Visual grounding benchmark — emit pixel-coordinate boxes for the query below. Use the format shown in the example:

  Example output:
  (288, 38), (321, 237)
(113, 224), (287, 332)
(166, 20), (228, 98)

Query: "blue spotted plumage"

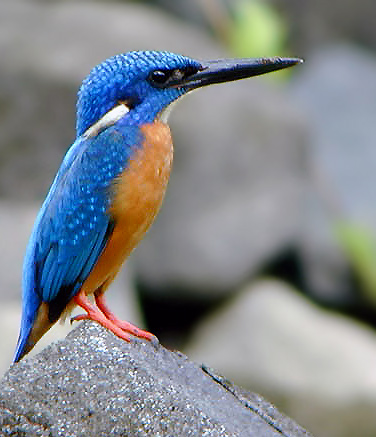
(16, 124), (142, 360)
(14, 50), (302, 362)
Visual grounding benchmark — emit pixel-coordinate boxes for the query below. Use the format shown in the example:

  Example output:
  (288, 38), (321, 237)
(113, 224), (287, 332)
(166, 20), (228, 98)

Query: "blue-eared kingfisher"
(13, 50), (302, 362)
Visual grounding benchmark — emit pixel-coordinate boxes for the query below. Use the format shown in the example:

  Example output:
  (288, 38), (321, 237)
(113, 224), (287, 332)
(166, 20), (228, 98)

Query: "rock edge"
(0, 322), (312, 436)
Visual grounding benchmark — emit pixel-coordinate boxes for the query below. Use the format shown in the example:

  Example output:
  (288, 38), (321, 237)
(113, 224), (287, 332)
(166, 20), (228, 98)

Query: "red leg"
(95, 293), (158, 343)
(71, 289), (158, 345)
(72, 290), (134, 342)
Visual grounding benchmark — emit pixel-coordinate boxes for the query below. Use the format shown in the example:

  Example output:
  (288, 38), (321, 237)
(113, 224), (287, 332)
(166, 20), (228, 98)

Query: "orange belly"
(81, 121), (173, 294)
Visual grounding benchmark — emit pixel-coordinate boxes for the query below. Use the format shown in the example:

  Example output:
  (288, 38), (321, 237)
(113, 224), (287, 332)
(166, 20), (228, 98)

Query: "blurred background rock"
(1, 0), (376, 436)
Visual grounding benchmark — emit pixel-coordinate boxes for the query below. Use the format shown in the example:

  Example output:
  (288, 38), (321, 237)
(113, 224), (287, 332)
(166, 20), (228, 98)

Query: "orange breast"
(82, 121), (173, 294)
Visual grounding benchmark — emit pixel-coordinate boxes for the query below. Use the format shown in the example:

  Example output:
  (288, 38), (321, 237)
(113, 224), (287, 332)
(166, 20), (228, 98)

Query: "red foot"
(72, 290), (158, 345)
(95, 293), (156, 342)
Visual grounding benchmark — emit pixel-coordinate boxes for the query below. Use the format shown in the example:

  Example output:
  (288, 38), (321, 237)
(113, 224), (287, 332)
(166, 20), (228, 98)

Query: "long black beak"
(172, 57), (303, 90)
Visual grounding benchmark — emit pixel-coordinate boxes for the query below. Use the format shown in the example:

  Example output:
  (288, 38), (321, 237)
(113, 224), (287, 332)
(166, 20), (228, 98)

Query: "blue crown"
(76, 51), (200, 137)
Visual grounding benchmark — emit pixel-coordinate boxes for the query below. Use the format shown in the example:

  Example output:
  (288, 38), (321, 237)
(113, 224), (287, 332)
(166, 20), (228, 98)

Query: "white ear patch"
(83, 103), (130, 138)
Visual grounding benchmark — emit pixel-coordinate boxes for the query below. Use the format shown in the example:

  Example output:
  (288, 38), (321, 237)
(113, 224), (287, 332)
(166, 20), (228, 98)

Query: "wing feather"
(23, 125), (140, 322)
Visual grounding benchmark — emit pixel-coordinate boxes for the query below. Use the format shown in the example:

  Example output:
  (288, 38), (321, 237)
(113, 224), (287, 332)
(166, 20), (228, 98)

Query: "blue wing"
(14, 125), (141, 362)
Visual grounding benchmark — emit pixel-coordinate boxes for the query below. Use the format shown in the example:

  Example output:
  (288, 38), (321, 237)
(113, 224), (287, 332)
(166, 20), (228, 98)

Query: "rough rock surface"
(0, 322), (312, 437)
(186, 280), (376, 437)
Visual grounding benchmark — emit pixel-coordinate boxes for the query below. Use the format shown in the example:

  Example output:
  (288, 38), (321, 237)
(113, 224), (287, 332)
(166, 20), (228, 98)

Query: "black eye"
(149, 70), (170, 86)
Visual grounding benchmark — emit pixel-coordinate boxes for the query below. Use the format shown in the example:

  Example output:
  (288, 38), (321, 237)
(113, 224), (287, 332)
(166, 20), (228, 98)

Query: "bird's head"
(76, 50), (302, 138)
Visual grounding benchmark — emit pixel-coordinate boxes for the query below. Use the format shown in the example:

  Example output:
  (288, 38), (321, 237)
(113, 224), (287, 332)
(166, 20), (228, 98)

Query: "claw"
(95, 293), (156, 342)
(70, 313), (89, 324)
(72, 290), (158, 344)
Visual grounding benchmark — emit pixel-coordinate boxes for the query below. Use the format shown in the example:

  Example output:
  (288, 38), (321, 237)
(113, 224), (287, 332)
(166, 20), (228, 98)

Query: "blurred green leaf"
(228, 0), (287, 58)
(335, 222), (376, 305)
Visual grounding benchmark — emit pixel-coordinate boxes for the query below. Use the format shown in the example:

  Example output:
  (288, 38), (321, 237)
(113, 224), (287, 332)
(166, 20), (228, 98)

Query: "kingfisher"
(13, 50), (302, 362)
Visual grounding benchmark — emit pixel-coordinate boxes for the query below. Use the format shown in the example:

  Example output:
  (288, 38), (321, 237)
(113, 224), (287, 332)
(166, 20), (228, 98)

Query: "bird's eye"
(148, 67), (199, 88)
(149, 70), (170, 86)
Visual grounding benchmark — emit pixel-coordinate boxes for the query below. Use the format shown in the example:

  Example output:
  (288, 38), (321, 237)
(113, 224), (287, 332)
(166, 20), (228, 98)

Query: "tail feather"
(13, 301), (52, 363)
(13, 324), (34, 363)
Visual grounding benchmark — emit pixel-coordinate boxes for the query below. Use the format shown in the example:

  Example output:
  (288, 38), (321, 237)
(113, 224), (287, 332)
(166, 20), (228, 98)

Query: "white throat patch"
(157, 101), (177, 124)
(83, 103), (130, 139)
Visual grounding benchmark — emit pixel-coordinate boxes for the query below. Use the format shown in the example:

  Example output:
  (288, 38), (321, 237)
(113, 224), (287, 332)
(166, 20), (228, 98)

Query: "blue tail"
(14, 246), (41, 362)
(14, 212), (43, 363)
(13, 281), (42, 362)
(13, 290), (40, 362)
(14, 321), (34, 363)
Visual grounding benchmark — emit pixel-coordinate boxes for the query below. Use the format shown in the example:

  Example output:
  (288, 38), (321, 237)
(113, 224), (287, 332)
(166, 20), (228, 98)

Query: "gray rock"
(292, 45), (376, 222)
(290, 44), (376, 303)
(0, 322), (312, 437)
(186, 279), (376, 437)
(135, 80), (307, 296)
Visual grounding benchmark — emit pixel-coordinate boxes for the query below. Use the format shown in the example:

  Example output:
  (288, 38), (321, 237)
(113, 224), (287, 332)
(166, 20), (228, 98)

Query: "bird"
(13, 50), (302, 362)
